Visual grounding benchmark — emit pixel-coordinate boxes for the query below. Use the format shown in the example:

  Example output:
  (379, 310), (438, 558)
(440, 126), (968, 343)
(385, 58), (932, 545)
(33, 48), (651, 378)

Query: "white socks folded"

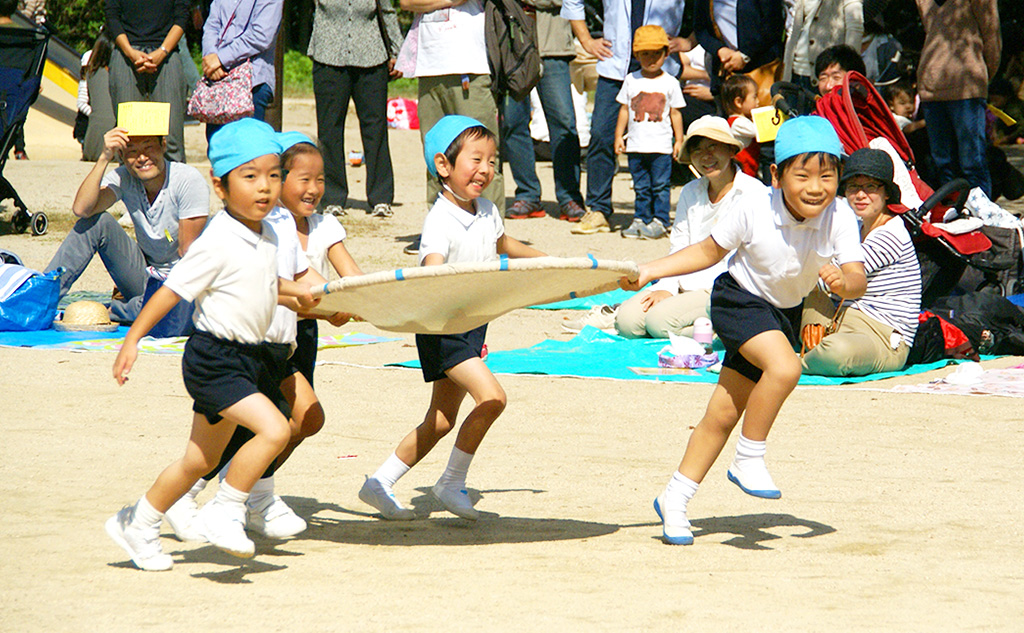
(372, 452), (412, 489)
(435, 447), (474, 490)
(734, 434), (767, 466)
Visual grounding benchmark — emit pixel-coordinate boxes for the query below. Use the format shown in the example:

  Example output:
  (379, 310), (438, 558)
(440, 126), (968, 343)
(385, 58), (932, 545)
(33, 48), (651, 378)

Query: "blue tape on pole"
(587, 254), (598, 269)
(395, 269), (405, 281)
(499, 254), (509, 270)
(321, 283), (331, 295)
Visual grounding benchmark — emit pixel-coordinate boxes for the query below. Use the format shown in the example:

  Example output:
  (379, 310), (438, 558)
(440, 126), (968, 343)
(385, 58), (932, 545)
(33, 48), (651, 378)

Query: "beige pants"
(801, 287), (909, 376)
(614, 289), (712, 339)
(418, 74), (505, 213)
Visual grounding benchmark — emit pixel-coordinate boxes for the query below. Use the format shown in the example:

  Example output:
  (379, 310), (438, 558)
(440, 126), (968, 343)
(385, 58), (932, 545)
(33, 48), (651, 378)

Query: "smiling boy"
(45, 108), (209, 322)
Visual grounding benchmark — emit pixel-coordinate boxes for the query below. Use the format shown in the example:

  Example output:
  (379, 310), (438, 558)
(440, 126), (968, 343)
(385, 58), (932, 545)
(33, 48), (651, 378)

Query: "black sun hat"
(840, 148), (901, 205)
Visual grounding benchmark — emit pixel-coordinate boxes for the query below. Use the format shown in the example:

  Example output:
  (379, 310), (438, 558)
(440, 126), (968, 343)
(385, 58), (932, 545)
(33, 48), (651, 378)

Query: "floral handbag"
(186, 59), (254, 124)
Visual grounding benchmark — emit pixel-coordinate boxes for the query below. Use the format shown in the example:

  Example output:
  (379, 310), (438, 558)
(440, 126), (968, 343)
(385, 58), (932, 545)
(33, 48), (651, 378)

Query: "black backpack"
(484, 0), (542, 101)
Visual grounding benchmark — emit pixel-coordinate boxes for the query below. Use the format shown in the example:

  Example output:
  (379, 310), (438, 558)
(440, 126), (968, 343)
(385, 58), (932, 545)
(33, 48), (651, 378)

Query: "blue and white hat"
(423, 115), (487, 177)
(209, 118), (282, 178)
(774, 115), (843, 165)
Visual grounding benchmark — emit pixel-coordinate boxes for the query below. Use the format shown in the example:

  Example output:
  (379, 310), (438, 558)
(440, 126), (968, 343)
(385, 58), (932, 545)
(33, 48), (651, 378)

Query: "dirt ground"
(1, 80), (1023, 632)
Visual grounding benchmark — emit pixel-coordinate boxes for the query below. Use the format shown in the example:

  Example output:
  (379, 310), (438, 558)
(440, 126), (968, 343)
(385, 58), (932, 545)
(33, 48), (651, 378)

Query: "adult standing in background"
(309, 0), (402, 219)
(693, 0), (785, 94)
(105, 0), (189, 163)
(781, 0), (863, 92)
(916, 0), (1001, 198)
(561, 0), (685, 235)
(502, 0), (586, 223)
(202, 0), (284, 141)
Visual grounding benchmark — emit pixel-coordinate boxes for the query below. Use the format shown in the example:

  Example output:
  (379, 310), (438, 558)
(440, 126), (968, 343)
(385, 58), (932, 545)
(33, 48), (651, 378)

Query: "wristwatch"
(159, 45), (170, 55)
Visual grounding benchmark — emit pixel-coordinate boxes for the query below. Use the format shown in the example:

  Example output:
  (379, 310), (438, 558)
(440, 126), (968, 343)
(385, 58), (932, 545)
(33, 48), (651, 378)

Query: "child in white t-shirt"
(621, 116), (867, 546)
(614, 25), (685, 240)
(106, 119), (317, 571)
(358, 116), (544, 522)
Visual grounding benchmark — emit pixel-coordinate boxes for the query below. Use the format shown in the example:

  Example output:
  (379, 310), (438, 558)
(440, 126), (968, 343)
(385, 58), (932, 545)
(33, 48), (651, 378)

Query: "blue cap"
(278, 131), (316, 153)
(209, 118), (282, 178)
(424, 115), (486, 177)
(774, 116), (843, 165)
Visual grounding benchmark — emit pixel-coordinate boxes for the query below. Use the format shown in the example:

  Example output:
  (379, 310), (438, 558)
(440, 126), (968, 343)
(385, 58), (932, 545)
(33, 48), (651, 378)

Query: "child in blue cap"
(622, 115), (868, 545)
(106, 118), (318, 570)
(358, 115), (544, 521)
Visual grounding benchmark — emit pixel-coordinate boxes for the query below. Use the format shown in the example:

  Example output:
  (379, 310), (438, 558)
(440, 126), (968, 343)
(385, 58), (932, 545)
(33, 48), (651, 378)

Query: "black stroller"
(0, 24), (50, 236)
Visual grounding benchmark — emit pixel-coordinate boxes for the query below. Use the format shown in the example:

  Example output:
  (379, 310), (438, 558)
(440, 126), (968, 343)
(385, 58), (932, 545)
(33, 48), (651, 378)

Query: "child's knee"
(765, 354), (802, 389)
(475, 384), (507, 417)
(261, 419), (292, 451)
(293, 402), (325, 440)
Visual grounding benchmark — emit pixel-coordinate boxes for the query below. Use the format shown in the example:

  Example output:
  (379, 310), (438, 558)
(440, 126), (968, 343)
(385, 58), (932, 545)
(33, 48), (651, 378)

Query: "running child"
(621, 116), (867, 545)
(106, 118), (317, 570)
(358, 115), (545, 521)
(719, 74), (761, 179)
(614, 24), (685, 240)
(162, 133), (359, 543)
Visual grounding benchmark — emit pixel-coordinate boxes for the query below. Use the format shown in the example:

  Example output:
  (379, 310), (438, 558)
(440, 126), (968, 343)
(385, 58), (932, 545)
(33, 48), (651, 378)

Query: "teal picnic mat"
(389, 326), (978, 385)
(530, 287), (638, 310)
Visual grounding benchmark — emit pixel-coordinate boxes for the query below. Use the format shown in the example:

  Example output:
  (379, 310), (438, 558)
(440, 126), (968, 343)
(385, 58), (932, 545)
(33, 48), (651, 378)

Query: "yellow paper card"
(116, 102), (170, 136)
(988, 104), (1017, 127)
(752, 105), (786, 143)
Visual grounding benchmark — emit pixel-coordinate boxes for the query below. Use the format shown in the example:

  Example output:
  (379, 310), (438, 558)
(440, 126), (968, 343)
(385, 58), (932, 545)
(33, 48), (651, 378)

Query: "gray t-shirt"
(101, 161), (210, 273)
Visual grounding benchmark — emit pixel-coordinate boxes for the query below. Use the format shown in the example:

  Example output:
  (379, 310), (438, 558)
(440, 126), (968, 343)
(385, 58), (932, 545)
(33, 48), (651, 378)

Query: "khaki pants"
(801, 287), (909, 376)
(418, 74), (505, 213)
(614, 288), (712, 339)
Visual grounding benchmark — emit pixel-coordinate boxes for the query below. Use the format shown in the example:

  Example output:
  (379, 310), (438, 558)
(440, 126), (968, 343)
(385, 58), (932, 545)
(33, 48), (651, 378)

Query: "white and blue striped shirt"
(850, 218), (921, 344)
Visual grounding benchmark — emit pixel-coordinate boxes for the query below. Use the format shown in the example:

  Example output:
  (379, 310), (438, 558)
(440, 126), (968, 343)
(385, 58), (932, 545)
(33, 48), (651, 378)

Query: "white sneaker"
(105, 505), (173, 571)
(561, 304), (618, 333)
(655, 494), (693, 546)
(358, 477), (416, 520)
(164, 494), (208, 542)
(431, 483), (479, 521)
(195, 499), (255, 558)
(727, 458), (782, 499)
(247, 496), (307, 538)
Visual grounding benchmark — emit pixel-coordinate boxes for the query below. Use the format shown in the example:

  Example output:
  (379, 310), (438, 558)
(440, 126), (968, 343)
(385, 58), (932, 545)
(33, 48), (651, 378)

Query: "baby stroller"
(0, 25), (50, 236)
(811, 71), (1021, 305)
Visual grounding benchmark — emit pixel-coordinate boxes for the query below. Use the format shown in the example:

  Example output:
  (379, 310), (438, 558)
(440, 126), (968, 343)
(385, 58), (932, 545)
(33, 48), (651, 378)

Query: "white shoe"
(164, 494), (208, 543)
(358, 477), (416, 520)
(105, 505), (173, 571)
(431, 483), (479, 521)
(727, 459), (782, 499)
(561, 305), (617, 333)
(247, 495), (307, 538)
(655, 494), (693, 546)
(195, 499), (255, 558)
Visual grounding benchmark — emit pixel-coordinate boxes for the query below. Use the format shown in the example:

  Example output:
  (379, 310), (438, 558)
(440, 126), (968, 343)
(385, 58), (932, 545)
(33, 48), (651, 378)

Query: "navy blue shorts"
(415, 324), (488, 382)
(289, 318), (318, 387)
(182, 331), (292, 424)
(709, 273), (802, 383)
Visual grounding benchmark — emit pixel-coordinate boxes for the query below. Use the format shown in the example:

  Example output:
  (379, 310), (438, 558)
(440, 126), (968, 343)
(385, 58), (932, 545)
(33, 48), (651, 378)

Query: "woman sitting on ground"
(615, 116), (768, 338)
(801, 148), (922, 376)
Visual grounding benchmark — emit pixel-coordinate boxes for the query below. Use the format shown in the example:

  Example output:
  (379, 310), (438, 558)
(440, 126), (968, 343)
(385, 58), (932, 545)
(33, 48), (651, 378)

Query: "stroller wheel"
(30, 211), (47, 236)
(11, 210), (30, 234)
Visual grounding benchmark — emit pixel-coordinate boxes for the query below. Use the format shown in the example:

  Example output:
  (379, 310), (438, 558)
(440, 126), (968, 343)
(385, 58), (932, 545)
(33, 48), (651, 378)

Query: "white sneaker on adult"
(195, 499), (255, 558)
(105, 505), (173, 571)
(247, 495), (307, 538)
(431, 483), (479, 521)
(656, 494), (693, 546)
(164, 495), (208, 543)
(358, 477), (416, 520)
(727, 459), (782, 499)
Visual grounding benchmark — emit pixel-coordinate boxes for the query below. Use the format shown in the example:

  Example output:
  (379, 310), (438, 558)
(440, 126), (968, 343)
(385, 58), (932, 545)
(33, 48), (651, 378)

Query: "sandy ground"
(2, 83), (1024, 631)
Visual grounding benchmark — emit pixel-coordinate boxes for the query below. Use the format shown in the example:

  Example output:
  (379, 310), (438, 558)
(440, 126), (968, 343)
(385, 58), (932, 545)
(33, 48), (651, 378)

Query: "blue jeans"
(502, 57), (582, 206)
(921, 98), (992, 197)
(627, 153), (672, 225)
(205, 82), (275, 142)
(587, 76), (624, 217)
(44, 212), (149, 321)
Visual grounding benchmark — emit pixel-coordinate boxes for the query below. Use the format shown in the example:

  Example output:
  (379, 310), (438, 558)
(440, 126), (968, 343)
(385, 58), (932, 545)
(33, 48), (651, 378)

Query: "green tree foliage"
(45, 0), (106, 53)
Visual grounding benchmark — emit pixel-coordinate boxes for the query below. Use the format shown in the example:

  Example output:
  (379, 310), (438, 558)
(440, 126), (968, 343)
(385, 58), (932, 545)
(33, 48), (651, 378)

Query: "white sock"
(183, 478), (207, 502)
(664, 472), (699, 511)
(435, 447), (474, 490)
(214, 480), (249, 509)
(372, 453), (411, 489)
(734, 434), (767, 466)
(134, 496), (163, 529)
(247, 476), (275, 511)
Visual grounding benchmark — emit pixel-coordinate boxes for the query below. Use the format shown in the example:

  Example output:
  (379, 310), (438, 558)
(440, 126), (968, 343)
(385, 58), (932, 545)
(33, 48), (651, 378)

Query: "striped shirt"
(849, 218), (921, 344)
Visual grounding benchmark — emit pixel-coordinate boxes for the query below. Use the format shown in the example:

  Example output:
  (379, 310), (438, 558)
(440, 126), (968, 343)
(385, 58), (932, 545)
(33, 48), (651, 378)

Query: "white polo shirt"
(304, 212), (347, 279)
(418, 195), (504, 265)
(102, 162), (210, 274)
(264, 207), (308, 346)
(164, 210), (279, 344)
(711, 188), (864, 309)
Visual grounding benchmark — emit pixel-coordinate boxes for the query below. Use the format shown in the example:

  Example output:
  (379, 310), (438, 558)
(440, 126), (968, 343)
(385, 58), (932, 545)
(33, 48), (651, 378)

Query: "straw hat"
(678, 116), (744, 164)
(54, 300), (117, 332)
